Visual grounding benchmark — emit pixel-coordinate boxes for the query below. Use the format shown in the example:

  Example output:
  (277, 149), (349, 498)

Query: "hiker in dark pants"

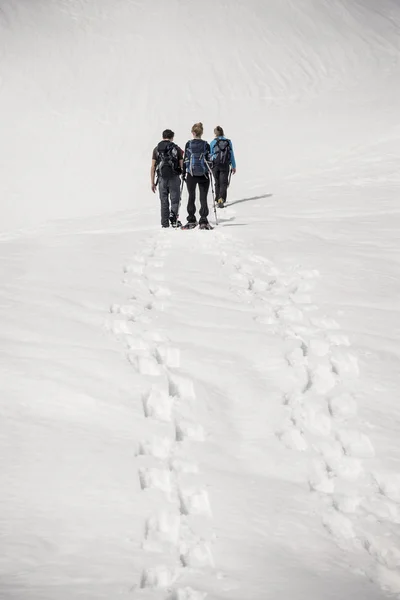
(209, 126), (236, 207)
(151, 129), (183, 228)
(181, 122), (212, 230)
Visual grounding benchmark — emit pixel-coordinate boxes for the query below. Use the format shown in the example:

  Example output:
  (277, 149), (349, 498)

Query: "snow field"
(106, 222), (400, 598)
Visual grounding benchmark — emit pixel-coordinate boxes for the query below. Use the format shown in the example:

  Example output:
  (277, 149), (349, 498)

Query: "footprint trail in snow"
(109, 233), (214, 599)
(108, 226), (400, 598)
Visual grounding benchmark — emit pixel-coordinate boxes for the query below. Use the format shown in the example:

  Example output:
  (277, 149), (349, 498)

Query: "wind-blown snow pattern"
(1, 1), (400, 599)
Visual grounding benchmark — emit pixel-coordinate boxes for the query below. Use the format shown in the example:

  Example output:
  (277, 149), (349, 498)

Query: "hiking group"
(151, 122), (236, 230)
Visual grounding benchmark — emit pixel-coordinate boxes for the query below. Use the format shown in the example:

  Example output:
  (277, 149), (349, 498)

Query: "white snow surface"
(1, 1), (400, 599)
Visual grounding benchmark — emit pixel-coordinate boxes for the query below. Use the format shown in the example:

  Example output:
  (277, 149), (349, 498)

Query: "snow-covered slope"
(1, 1), (400, 599)
(1, 0), (399, 231)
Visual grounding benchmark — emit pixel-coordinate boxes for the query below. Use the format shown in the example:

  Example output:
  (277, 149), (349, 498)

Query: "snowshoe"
(181, 221), (197, 230)
(199, 221), (213, 230)
(217, 198), (225, 208)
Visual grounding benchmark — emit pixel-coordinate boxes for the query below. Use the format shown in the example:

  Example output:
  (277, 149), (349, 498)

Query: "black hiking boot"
(169, 211), (182, 228)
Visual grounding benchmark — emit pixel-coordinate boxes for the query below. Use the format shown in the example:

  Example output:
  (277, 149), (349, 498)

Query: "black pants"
(185, 174), (210, 223)
(213, 166), (230, 202)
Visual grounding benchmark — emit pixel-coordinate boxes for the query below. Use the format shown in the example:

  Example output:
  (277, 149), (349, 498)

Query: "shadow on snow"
(226, 193), (273, 207)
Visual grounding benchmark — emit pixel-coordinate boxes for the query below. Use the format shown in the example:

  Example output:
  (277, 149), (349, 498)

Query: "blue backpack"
(187, 139), (208, 176)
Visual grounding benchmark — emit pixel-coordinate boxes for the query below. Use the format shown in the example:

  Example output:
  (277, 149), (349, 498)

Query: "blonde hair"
(214, 125), (224, 137)
(191, 122), (204, 137)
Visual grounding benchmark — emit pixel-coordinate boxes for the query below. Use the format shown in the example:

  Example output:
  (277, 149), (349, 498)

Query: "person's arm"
(209, 139), (216, 161)
(229, 140), (236, 173)
(151, 147), (158, 192)
(182, 141), (189, 178)
(151, 159), (157, 192)
(177, 146), (184, 174)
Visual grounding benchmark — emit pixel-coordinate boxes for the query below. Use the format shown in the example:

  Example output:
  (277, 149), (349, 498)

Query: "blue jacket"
(209, 136), (236, 169)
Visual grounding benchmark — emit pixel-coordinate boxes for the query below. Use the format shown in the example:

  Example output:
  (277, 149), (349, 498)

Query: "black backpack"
(157, 141), (180, 178)
(213, 138), (231, 168)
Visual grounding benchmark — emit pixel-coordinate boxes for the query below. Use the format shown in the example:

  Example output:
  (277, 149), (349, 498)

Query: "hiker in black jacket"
(151, 129), (183, 228)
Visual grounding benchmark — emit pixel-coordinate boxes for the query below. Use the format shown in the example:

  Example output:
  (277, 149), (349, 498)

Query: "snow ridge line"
(215, 235), (400, 597)
(108, 233), (213, 600)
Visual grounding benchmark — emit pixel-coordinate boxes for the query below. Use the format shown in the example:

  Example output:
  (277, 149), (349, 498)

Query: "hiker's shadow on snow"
(217, 215), (236, 224)
(227, 193), (273, 207)
(216, 216), (247, 227)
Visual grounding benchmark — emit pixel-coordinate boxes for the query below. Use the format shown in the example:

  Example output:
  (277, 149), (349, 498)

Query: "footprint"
(125, 335), (152, 352)
(123, 263), (144, 275)
(168, 374), (195, 400)
(251, 278), (270, 293)
(168, 587), (207, 600)
(277, 426), (309, 451)
(143, 387), (174, 422)
(277, 304), (305, 324)
(134, 355), (164, 376)
(291, 402), (332, 437)
(286, 347), (307, 368)
(330, 349), (360, 379)
(179, 487), (212, 517)
(137, 437), (172, 460)
(361, 496), (400, 524)
(309, 363), (337, 395)
(110, 303), (142, 320)
(336, 429), (375, 458)
(328, 392), (358, 420)
(322, 509), (355, 541)
(373, 473), (400, 503)
(138, 467), (172, 496)
(145, 510), (181, 546)
(308, 338), (331, 357)
(149, 284), (172, 298)
(327, 455), (364, 481)
(140, 565), (178, 589)
(108, 319), (135, 336)
(374, 564), (400, 596)
(309, 457), (335, 493)
(155, 345), (181, 368)
(175, 421), (205, 442)
(363, 534), (400, 571)
(332, 493), (362, 514)
(180, 540), (214, 568)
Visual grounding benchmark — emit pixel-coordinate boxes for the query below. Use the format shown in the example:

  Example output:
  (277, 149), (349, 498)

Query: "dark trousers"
(185, 174), (210, 223)
(158, 175), (181, 227)
(213, 166), (230, 202)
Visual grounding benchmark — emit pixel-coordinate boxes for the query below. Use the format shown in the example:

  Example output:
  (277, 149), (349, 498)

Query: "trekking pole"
(207, 163), (218, 226)
(228, 167), (232, 188)
(177, 176), (185, 226)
